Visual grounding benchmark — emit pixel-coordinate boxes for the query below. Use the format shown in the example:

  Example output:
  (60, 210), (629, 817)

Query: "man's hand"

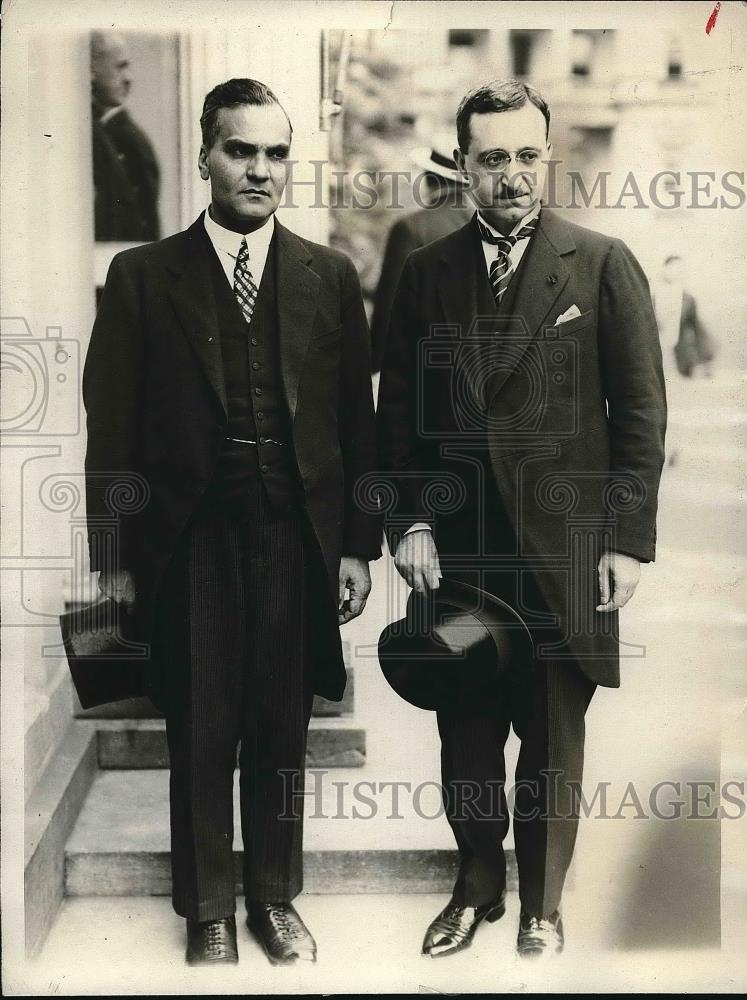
(338, 557), (371, 625)
(98, 569), (135, 608)
(394, 529), (442, 593)
(597, 552), (640, 612)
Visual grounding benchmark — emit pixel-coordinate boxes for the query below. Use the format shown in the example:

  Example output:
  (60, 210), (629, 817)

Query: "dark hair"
(456, 78), (550, 154)
(200, 78), (293, 148)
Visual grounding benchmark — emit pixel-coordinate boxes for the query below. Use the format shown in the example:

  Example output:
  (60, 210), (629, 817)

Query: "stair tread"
(66, 768), (455, 853)
(88, 716), (362, 731)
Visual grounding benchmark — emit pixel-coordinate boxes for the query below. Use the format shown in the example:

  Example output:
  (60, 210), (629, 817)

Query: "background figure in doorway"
(370, 135), (471, 372)
(91, 31), (161, 242)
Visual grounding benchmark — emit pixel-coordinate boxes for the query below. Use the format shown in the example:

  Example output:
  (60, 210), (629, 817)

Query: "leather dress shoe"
(185, 915), (239, 965)
(247, 901), (317, 965)
(422, 892), (506, 958)
(517, 910), (564, 958)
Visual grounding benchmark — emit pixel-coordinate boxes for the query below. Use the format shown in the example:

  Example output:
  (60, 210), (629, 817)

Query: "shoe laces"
(433, 903), (474, 941)
(204, 920), (227, 953)
(267, 905), (305, 940)
(522, 915), (558, 945)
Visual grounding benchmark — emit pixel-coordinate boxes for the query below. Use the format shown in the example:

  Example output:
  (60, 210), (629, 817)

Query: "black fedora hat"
(378, 579), (533, 712)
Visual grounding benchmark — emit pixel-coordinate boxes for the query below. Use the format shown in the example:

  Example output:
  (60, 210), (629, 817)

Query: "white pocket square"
(555, 304), (582, 325)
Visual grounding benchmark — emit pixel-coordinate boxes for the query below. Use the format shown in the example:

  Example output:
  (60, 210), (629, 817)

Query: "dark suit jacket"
(93, 108), (160, 242)
(83, 214), (381, 700)
(377, 209), (667, 688)
(370, 202), (472, 371)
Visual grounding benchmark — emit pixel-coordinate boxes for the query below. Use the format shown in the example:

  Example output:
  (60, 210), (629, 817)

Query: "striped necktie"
(477, 215), (538, 306)
(233, 239), (258, 324)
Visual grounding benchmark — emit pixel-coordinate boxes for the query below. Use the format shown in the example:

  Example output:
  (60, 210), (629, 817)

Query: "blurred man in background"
(653, 253), (716, 465)
(90, 30), (161, 241)
(654, 254), (716, 381)
(370, 134), (471, 371)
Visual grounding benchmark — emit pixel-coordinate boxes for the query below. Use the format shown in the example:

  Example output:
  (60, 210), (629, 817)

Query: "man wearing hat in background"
(370, 133), (472, 372)
(377, 79), (666, 959)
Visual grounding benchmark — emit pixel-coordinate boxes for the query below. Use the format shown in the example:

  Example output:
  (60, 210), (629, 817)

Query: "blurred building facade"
(331, 24), (743, 368)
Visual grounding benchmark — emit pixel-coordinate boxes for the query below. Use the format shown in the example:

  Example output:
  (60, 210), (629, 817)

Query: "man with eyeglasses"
(377, 78), (666, 959)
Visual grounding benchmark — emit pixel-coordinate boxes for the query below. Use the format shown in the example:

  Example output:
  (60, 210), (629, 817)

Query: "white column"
(2, 31), (95, 796)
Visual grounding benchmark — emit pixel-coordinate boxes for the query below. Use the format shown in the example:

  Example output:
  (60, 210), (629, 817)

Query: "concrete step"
(92, 717), (366, 769)
(73, 643), (355, 719)
(74, 668), (355, 720)
(64, 768), (516, 896)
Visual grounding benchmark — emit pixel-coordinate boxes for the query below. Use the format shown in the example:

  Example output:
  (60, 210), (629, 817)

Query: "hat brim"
(378, 579), (533, 712)
(410, 146), (467, 184)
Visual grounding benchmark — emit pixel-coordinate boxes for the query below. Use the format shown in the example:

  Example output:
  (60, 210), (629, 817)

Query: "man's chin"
(481, 200), (537, 229)
(224, 204), (276, 230)
(493, 200), (534, 217)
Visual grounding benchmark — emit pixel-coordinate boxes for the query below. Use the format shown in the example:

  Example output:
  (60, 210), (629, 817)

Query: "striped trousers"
(153, 484), (315, 922)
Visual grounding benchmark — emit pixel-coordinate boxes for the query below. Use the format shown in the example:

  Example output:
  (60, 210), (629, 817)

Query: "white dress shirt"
(203, 207), (275, 288)
(404, 205), (541, 540)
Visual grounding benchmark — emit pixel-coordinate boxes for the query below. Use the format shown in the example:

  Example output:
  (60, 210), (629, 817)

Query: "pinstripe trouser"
(154, 485), (315, 922)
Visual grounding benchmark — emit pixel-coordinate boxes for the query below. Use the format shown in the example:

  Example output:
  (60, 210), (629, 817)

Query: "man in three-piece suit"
(377, 79), (666, 958)
(83, 78), (380, 966)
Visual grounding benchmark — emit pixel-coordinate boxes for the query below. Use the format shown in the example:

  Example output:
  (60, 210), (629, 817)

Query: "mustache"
(496, 186), (530, 200)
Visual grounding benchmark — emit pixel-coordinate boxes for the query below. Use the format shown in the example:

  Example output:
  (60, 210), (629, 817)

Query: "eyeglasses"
(481, 149), (543, 171)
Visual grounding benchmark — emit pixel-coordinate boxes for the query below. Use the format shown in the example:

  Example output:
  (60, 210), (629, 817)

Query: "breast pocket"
(550, 308), (594, 337)
(314, 326), (342, 347)
(311, 327), (343, 374)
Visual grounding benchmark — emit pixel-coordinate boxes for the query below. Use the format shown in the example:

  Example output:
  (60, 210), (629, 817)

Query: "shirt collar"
(477, 202), (541, 240)
(98, 105), (125, 125)
(203, 207), (275, 262)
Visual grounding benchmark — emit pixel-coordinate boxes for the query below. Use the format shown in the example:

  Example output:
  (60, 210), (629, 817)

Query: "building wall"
(2, 23), (329, 810)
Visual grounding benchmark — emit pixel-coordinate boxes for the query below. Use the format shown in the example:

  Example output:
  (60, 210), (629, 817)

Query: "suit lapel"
(164, 214), (227, 416)
(484, 207), (574, 404)
(275, 221), (321, 422)
(437, 216), (483, 337)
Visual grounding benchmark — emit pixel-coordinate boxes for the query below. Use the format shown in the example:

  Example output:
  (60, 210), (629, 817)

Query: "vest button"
(254, 387), (262, 396)
(250, 337), (258, 346)
(261, 464), (269, 473)
(252, 361), (261, 370)
(257, 411), (264, 420)
(259, 437), (266, 445)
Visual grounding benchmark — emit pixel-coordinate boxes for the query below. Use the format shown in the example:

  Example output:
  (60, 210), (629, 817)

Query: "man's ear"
(198, 145), (209, 181)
